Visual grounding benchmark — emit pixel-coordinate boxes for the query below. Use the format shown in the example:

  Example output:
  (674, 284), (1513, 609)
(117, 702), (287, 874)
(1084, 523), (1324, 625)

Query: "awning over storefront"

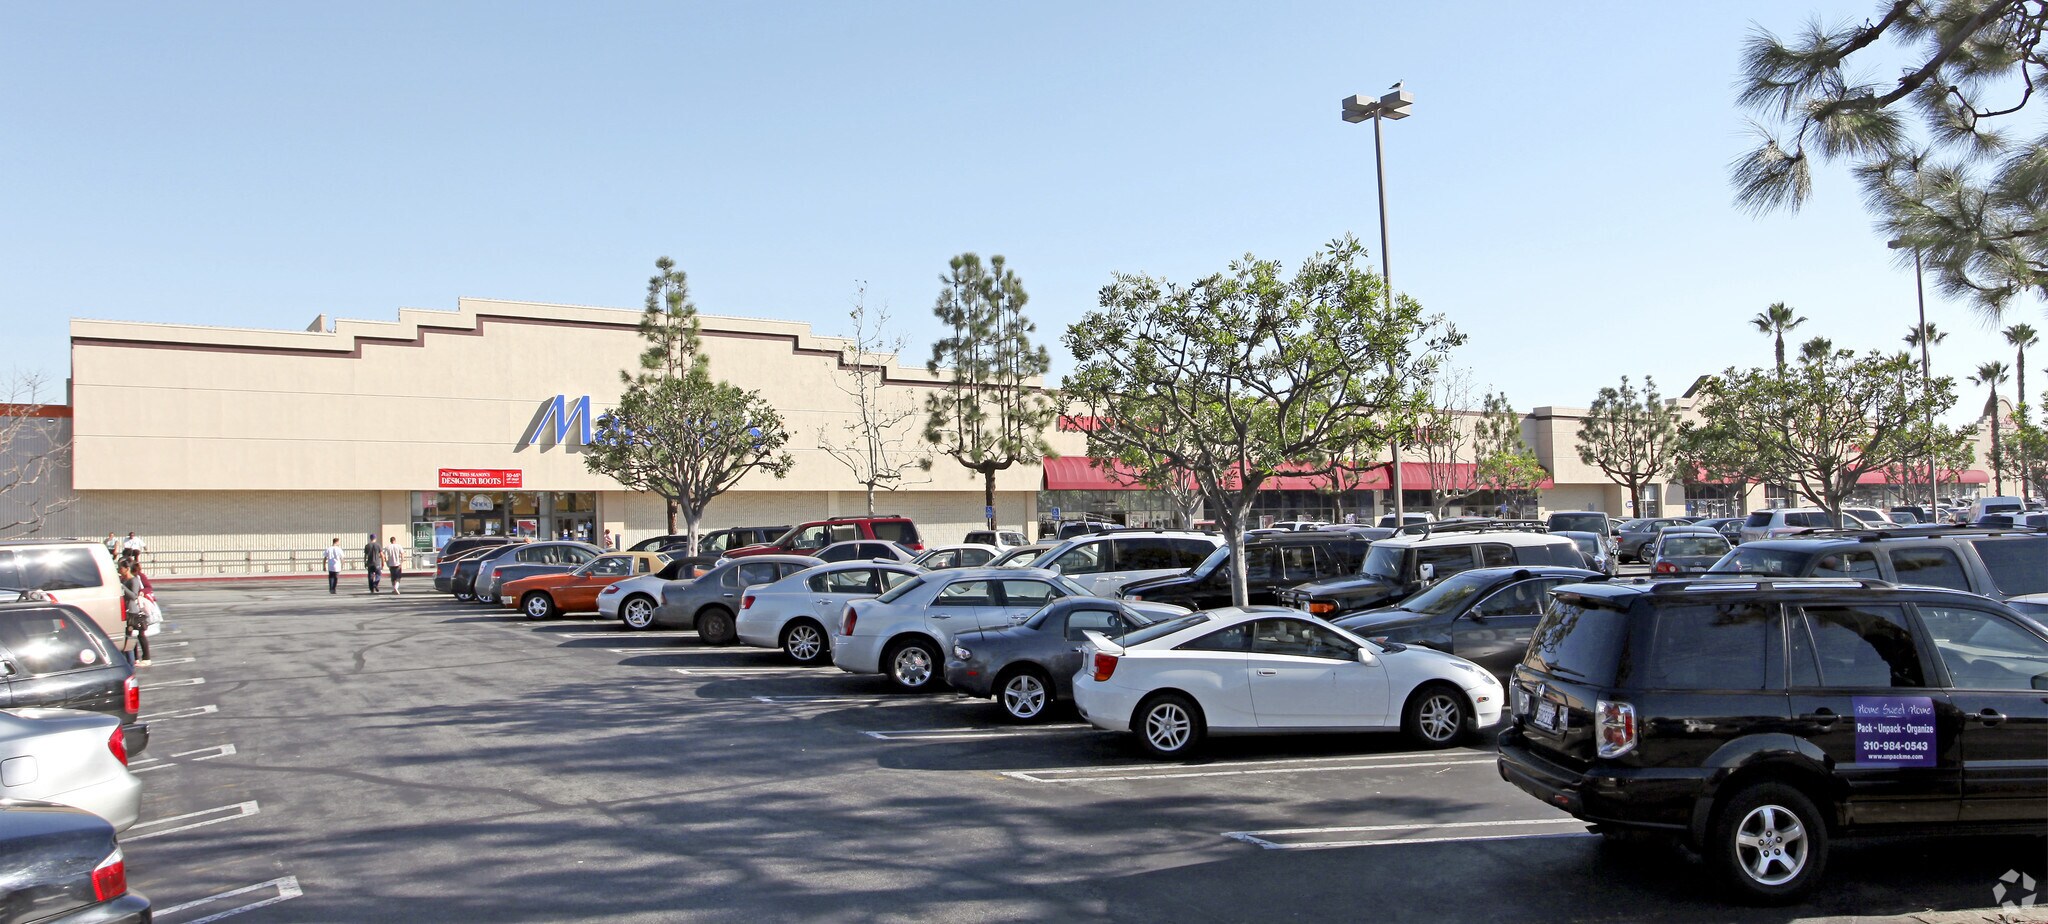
(1855, 468), (1991, 486)
(1041, 458), (1553, 492)
(1042, 456), (1150, 491)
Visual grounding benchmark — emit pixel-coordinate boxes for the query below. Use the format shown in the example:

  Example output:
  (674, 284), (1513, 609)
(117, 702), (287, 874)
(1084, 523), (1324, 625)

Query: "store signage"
(468, 494), (495, 511)
(1853, 696), (1935, 767)
(527, 395), (594, 447)
(440, 468), (524, 489)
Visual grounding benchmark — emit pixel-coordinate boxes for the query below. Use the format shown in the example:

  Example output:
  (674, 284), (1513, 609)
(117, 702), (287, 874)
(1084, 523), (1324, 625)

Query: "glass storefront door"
(414, 491), (596, 551)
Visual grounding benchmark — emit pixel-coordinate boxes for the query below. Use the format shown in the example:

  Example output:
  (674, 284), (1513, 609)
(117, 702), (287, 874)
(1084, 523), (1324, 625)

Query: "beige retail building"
(0, 296), (2001, 575)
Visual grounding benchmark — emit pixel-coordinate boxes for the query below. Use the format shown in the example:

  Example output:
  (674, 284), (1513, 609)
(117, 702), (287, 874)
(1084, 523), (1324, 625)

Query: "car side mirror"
(1418, 563), (1436, 583)
(1356, 647), (1377, 666)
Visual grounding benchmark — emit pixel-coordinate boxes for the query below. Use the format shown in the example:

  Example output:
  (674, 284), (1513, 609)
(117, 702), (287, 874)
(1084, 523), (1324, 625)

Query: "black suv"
(1118, 533), (1372, 610)
(1332, 565), (1598, 679)
(1498, 577), (2048, 902)
(1715, 526), (2047, 605)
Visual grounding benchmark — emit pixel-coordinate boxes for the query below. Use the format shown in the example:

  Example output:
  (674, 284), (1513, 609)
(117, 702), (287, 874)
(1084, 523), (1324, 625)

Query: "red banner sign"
(438, 468), (523, 489)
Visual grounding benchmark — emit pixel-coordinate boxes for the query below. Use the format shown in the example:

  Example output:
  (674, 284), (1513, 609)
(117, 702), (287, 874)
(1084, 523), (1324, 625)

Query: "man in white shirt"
(121, 532), (145, 563)
(323, 538), (344, 594)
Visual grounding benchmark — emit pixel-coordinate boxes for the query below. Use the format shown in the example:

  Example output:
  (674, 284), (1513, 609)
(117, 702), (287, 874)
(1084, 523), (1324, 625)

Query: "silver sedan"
(0, 708), (142, 831)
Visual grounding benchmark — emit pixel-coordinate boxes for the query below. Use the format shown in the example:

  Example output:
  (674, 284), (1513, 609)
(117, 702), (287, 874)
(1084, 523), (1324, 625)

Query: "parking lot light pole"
(1342, 85), (1414, 522)
(1890, 237), (1938, 510)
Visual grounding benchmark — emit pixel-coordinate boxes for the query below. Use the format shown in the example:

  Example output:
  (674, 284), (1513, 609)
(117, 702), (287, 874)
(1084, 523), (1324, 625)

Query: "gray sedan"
(0, 708), (142, 831)
(943, 597), (1162, 721)
(653, 555), (819, 643)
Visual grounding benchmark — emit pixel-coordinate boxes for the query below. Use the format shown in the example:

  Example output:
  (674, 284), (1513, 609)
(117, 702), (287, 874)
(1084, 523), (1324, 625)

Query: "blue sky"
(2, 1), (2036, 416)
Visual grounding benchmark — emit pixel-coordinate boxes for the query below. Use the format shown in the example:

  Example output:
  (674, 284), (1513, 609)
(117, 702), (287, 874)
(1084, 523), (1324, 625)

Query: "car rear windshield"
(1714, 546), (1814, 576)
(1116, 613), (1209, 647)
(1396, 571), (1493, 616)
(871, 521), (920, 544)
(875, 575), (927, 604)
(1969, 538), (2048, 596)
(1660, 536), (1729, 558)
(1744, 512), (1773, 527)
(1523, 597), (1632, 685)
(0, 548), (103, 592)
(1548, 513), (1606, 533)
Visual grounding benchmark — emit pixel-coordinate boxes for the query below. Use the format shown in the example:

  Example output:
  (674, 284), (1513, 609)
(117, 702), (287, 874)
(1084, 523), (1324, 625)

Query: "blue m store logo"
(526, 395), (593, 446)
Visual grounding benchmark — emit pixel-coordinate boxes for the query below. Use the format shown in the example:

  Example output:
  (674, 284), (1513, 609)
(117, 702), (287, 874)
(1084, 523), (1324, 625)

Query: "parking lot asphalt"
(124, 581), (2046, 923)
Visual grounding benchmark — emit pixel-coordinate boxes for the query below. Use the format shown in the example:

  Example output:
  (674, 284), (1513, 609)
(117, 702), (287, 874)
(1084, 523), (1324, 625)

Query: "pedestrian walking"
(324, 538), (343, 594)
(602, 528), (613, 550)
(383, 536), (405, 594)
(118, 561), (151, 666)
(363, 533), (383, 593)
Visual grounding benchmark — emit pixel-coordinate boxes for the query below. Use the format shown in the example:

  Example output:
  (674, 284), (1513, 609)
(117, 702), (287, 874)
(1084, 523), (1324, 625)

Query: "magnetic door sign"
(439, 469), (524, 489)
(1853, 696), (1936, 767)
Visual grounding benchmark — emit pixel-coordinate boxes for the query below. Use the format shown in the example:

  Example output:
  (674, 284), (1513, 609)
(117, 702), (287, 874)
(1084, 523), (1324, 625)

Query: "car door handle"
(1970, 708), (2007, 726)
(1799, 709), (1840, 727)
(0, 659), (12, 677)
(1070, 647), (1084, 653)
(931, 614), (952, 620)
(1256, 669), (1277, 676)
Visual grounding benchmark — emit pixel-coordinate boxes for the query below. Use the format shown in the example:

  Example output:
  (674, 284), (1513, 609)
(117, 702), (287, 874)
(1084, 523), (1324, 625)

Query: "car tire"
(1134, 692), (1205, 759)
(1401, 683), (1468, 748)
(455, 591), (473, 602)
(521, 592), (556, 621)
(1707, 781), (1829, 904)
(620, 596), (658, 631)
(882, 638), (941, 692)
(697, 607), (738, 646)
(479, 593), (498, 605)
(781, 619), (829, 666)
(996, 667), (1053, 723)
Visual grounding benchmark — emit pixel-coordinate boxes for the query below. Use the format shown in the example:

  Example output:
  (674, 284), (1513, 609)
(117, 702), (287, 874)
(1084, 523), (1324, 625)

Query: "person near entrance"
(363, 533), (383, 593)
(324, 538), (344, 593)
(383, 536), (406, 595)
(118, 560), (151, 666)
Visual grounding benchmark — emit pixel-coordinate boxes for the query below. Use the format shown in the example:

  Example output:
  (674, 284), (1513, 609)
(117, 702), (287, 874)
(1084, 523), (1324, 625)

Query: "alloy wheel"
(1145, 702), (1191, 752)
(1002, 674), (1047, 719)
(1733, 804), (1808, 886)
(1418, 693), (1461, 743)
(785, 624), (824, 663)
(893, 645), (933, 688)
(623, 599), (655, 629)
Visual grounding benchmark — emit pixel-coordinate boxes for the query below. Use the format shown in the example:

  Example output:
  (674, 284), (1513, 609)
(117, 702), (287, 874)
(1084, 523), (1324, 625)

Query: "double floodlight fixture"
(1341, 86), (1414, 123)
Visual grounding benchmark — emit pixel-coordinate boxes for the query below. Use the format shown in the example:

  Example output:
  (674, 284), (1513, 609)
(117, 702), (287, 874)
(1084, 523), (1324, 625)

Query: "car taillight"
(601, 585), (620, 595)
(1091, 652), (1119, 682)
(842, 607), (857, 635)
(1125, 594), (1143, 602)
(123, 675), (139, 714)
(1652, 561), (1677, 574)
(108, 726), (127, 766)
(91, 848), (126, 901)
(1307, 601), (1336, 615)
(742, 595), (755, 610)
(1596, 699), (1637, 758)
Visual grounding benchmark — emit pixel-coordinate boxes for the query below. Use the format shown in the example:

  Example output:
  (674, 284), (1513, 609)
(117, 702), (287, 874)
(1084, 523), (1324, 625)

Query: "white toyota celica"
(1074, 605), (1504, 758)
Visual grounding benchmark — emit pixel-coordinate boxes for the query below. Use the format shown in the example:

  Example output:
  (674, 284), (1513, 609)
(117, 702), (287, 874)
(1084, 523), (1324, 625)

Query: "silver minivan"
(1027, 531), (1221, 597)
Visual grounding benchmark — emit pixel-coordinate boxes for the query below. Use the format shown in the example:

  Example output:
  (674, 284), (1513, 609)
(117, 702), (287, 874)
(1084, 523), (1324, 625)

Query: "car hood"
(1118, 570), (1203, 594)
(1286, 575), (1399, 599)
(1332, 607), (1432, 635)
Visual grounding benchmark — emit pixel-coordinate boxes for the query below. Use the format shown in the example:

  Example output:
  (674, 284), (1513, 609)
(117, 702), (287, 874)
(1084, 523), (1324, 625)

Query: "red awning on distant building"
(1855, 468), (1991, 486)
(1042, 456), (1149, 491)
(1041, 458), (1553, 492)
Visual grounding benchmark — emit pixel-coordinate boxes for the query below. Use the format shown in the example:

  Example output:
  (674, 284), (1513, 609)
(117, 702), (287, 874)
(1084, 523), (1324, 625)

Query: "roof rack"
(1778, 524), (2046, 541)
(1394, 518), (1549, 538)
(1644, 577), (1898, 594)
(827, 514), (905, 521)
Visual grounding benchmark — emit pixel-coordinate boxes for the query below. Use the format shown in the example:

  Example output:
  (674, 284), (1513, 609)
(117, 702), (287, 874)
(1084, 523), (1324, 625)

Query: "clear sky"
(2, 1), (2038, 417)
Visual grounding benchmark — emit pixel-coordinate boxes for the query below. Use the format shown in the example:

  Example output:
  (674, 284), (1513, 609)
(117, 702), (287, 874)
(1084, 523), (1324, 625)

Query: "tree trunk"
(665, 498), (679, 534)
(983, 468), (998, 528)
(1992, 414), (2004, 496)
(1221, 506), (1250, 608)
(866, 485), (877, 516)
(683, 508), (702, 557)
(1388, 444), (1405, 520)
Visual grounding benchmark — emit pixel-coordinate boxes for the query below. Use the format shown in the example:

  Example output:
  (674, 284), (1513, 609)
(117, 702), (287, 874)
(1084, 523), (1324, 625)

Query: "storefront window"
(413, 491), (596, 550)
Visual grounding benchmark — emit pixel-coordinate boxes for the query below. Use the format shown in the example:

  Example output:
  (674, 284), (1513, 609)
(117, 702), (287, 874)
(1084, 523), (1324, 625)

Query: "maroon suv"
(723, 516), (924, 558)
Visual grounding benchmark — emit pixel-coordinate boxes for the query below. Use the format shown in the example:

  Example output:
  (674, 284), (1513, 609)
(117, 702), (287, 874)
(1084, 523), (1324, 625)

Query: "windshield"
(1713, 547), (1814, 576)
(1567, 535), (1599, 556)
(1192, 546), (1230, 576)
(875, 575), (928, 603)
(1549, 513), (1606, 533)
(1115, 613), (1210, 647)
(1052, 576), (1092, 596)
(1659, 536), (1730, 558)
(1394, 571), (1493, 615)
(1359, 545), (1405, 581)
(993, 547), (1044, 567)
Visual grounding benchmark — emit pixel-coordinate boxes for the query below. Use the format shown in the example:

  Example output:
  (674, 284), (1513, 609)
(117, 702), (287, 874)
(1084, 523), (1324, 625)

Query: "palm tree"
(1972, 361), (2012, 496)
(1751, 302), (1805, 375)
(2006, 323), (2038, 499)
(1903, 321), (1947, 351)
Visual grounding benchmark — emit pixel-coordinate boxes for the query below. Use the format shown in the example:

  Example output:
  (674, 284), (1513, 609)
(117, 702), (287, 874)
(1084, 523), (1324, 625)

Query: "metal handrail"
(135, 548), (429, 577)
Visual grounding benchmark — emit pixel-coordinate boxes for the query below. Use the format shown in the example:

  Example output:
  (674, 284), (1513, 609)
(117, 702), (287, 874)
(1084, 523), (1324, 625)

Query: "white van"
(1027, 530), (1222, 597)
(1965, 496), (2026, 524)
(0, 539), (126, 639)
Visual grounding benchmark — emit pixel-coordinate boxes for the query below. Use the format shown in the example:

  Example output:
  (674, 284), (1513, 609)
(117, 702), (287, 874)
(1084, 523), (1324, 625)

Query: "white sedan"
(598, 557), (718, 629)
(735, 561), (924, 664)
(1073, 606), (1504, 758)
(0, 708), (142, 830)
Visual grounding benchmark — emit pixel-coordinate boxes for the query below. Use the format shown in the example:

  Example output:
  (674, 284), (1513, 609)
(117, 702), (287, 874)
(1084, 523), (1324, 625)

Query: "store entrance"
(415, 491), (598, 551)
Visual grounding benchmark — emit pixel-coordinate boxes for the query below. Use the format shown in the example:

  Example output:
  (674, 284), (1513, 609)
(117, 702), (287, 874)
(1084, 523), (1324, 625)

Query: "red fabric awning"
(1855, 468), (1991, 486)
(1041, 458), (1553, 492)
(1042, 456), (1149, 491)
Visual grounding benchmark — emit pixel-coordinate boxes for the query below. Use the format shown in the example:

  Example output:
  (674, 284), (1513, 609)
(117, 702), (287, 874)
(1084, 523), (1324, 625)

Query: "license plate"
(1534, 701), (1563, 732)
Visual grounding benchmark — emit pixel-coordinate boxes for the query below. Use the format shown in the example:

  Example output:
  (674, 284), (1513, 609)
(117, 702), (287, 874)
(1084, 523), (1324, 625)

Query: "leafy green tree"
(1732, 1), (2048, 315)
(1473, 391), (1548, 517)
(1750, 302), (1806, 375)
(1972, 360), (2012, 494)
(1687, 339), (1968, 517)
(1062, 238), (1459, 606)
(2005, 323), (2038, 495)
(923, 253), (1056, 529)
(583, 258), (795, 548)
(1576, 376), (1682, 518)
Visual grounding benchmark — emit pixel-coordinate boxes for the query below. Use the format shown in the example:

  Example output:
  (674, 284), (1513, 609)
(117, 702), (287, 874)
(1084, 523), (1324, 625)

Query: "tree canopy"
(923, 253), (1056, 528)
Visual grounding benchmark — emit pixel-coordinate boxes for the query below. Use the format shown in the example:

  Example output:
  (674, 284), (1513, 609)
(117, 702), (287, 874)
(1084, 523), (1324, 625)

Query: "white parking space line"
(156, 641), (190, 648)
(605, 647), (772, 655)
(1001, 753), (1494, 784)
(140, 704), (218, 720)
(152, 677), (206, 688)
(127, 800), (260, 841)
(670, 666), (827, 676)
(1225, 817), (1587, 850)
(553, 632), (698, 639)
(864, 724), (1090, 741)
(156, 876), (302, 924)
(750, 694), (914, 706)
(143, 656), (197, 666)
(131, 743), (237, 774)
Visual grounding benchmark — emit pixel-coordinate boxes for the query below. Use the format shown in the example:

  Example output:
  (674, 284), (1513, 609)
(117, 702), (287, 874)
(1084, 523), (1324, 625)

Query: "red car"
(502, 551), (668, 619)
(723, 516), (923, 558)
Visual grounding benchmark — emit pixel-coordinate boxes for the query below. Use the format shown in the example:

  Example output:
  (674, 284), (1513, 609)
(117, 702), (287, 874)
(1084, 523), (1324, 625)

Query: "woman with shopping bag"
(118, 560), (152, 666)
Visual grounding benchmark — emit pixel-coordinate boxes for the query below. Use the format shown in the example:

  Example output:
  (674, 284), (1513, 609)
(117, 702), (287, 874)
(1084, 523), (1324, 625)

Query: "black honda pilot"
(1497, 577), (2048, 903)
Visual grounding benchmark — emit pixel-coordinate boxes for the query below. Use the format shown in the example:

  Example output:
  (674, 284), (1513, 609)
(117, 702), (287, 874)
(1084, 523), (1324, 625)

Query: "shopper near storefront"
(363, 533), (383, 593)
(324, 538), (343, 594)
(118, 560), (151, 666)
(383, 537), (405, 595)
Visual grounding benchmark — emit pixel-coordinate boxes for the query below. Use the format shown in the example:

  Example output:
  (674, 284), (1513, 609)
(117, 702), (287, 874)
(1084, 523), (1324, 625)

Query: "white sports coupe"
(1073, 605), (1504, 757)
